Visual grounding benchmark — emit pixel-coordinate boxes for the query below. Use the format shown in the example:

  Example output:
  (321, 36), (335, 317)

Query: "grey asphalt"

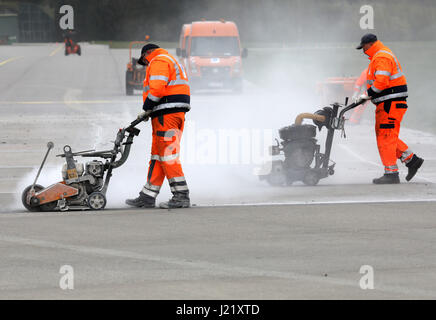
(0, 43), (435, 299)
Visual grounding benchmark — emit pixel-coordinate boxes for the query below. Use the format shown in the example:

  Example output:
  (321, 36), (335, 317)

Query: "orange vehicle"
(125, 41), (148, 95)
(317, 77), (358, 105)
(178, 20), (248, 92)
(176, 23), (191, 67)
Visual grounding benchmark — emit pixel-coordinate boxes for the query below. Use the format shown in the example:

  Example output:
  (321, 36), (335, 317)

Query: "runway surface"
(0, 43), (435, 299)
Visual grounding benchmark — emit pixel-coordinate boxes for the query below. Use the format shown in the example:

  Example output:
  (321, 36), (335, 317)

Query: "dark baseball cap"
(137, 43), (160, 65)
(356, 33), (377, 49)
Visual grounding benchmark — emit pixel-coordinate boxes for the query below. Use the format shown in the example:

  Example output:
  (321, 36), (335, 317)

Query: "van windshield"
(190, 36), (240, 56)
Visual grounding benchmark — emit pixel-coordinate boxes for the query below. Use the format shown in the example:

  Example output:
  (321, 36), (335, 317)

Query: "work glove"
(351, 92), (360, 104)
(137, 110), (151, 121)
(357, 94), (370, 103)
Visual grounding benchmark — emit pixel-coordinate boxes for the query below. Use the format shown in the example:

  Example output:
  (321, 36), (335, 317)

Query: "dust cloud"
(12, 0), (436, 211)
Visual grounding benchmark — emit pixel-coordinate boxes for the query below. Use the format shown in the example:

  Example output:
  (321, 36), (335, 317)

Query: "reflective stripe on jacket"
(365, 40), (408, 104)
(143, 48), (190, 116)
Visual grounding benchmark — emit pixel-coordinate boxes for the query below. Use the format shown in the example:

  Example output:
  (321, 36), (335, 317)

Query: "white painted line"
(338, 144), (434, 184)
(3, 198), (435, 218)
(337, 143), (381, 167)
(196, 198), (436, 208)
(0, 234), (434, 297)
(0, 165), (35, 169)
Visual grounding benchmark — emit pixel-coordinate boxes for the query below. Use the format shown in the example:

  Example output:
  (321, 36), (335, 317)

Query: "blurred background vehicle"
(177, 20), (248, 93)
(125, 40), (148, 95)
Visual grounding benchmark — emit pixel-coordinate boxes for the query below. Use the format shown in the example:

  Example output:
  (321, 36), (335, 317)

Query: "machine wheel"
(303, 171), (320, 186)
(266, 161), (287, 187)
(22, 184), (58, 212)
(125, 71), (134, 95)
(87, 192), (107, 210)
(22, 184), (44, 212)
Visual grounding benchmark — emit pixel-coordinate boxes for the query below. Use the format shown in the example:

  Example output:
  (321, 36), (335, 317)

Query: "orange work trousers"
(375, 100), (413, 173)
(141, 112), (188, 198)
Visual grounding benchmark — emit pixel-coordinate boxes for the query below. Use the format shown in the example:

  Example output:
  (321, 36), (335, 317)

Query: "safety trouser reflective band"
(156, 130), (175, 138)
(401, 149), (414, 163)
(168, 176), (186, 183)
(151, 153), (180, 162)
(142, 183), (161, 198)
(385, 165), (399, 173)
(169, 176), (188, 192)
(170, 185), (189, 192)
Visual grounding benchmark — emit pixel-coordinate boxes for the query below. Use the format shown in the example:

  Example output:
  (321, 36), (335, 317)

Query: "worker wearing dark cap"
(126, 44), (191, 208)
(356, 33), (424, 184)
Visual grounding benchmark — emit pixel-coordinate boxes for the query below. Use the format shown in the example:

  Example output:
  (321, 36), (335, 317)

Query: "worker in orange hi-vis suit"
(355, 34), (424, 184)
(349, 68), (369, 124)
(126, 44), (191, 209)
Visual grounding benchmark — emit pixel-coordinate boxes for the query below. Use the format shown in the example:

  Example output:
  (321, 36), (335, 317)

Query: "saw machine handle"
(338, 98), (367, 120)
(111, 115), (148, 168)
(331, 98), (367, 130)
(125, 114), (149, 136)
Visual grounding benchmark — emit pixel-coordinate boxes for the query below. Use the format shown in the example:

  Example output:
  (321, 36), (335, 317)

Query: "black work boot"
(372, 172), (400, 184)
(159, 191), (190, 209)
(125, 192), (156, 208)
(405, 155), (424, 182)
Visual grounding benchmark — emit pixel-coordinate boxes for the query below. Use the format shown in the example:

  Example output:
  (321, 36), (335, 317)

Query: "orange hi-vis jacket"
(143, 48), (190, 118)
(365, 40), (408, 104)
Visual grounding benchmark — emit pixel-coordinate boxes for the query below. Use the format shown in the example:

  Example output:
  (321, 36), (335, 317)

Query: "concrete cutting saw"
(22, 115), (147, 212)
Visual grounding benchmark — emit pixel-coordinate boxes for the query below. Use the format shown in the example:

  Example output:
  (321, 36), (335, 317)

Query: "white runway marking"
(197, 198), (436, 208)
(338, 144), (434, 184)
(0, 234), (434, 297)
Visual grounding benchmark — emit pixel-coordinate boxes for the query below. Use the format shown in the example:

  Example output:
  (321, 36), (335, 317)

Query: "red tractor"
(125, 41), (148, 95)
(64, 30), (81, 56)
